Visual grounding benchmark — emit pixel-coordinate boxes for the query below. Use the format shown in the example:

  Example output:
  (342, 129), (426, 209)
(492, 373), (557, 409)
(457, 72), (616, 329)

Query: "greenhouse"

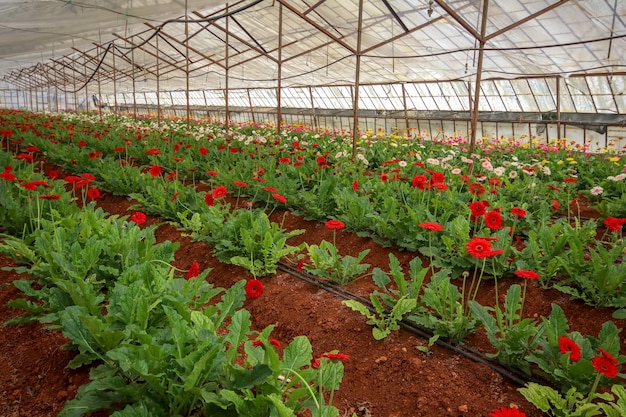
(1, 1), (626, 416)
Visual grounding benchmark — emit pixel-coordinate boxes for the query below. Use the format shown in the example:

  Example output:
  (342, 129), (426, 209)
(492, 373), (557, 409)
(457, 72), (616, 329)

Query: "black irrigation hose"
(277, 261), (543, 388)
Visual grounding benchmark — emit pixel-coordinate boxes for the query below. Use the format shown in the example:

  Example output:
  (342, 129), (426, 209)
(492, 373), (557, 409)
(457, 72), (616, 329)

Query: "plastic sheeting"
(1, 0), (625, 114)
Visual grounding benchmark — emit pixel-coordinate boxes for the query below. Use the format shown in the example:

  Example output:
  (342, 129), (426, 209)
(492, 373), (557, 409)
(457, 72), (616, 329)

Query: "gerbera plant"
(303, 219), (371, 285)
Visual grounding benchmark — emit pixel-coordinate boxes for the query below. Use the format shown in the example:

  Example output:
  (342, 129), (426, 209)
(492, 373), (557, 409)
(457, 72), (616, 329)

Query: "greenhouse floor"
(0, 181), (619, 417)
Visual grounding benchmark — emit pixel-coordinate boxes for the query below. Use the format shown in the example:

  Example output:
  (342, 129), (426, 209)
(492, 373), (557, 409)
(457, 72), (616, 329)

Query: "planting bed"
(1, 183), (622, 416)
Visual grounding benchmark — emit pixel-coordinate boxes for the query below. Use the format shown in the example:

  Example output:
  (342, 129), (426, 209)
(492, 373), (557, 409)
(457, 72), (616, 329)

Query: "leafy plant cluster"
(0, 170), (345, 416)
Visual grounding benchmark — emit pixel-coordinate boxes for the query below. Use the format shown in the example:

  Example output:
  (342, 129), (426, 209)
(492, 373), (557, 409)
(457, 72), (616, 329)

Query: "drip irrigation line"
(277, 261), (543, 388)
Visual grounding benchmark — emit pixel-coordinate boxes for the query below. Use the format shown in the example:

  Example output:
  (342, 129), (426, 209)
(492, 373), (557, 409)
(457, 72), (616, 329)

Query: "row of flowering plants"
(0, 140), (347, 416)
(5, 109), (625, 307)
(2, 109), (626, 415)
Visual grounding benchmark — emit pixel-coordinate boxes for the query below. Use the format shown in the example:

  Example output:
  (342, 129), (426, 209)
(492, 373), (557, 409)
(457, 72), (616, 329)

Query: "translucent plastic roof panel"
(0, 0), (624, 115)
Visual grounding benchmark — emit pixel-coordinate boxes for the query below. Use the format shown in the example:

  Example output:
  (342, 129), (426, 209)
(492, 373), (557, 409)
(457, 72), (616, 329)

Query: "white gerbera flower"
(590, 186), (604, 196)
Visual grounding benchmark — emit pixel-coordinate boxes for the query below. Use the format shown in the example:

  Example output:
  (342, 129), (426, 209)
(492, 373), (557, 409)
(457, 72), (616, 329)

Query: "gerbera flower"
(551, 200), (560, 211)
(1, 170), (16, 181)
(185, 261), (201, 279)
(484, 210), (503, 231)
(598, 347), (619, 366)
(38, 194), (61, 200)
(419, 222), (443, 232)
(86, 188), (101, 199)
(130, 211), (147, 224)
(233, 181), (248, 187)
(590, 186), (604, 196)
(149, 165), (163, 177)
(592, 355), (619, 378)
(212, 185), (228, 199)
(320, 352), (350, 361)
(510, 207), (527, 218)
(352, 180), (359, 192)
(272, 193), (287, 204)
(245, 279), (264, 299)
(204, 193), (215, 207)
(325, 219), (345, 230)
(489, 406), (526, 417)
(145, 147), (161, 155)
(430, 171), (445, 183)
(514, 270), (540, 280)
(469, 201), (487, 217)
(466, 238), (494, 258)
(603, 216), (626, 232)
(468, 182), (486, 195)
(411, 174), (428, 189)
(558, 336), (581, 362)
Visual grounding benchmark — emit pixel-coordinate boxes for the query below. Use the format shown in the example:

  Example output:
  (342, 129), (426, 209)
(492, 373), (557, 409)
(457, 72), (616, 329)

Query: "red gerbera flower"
(204, 193), (215, 207)
(380, 172), (389, 183)
(352, 180), (359, 192)
(546, 184), (561, 192)
(510, 207), (527, 218)
(325, 219), (345, 230)
(551, 199), (560, 211)
(469, 201), (487, 217)
(316, 156), (327, 168)
(320, 352), (350, 361)
(149, 165), (163, 177)
(411, 174), (429, 190)
(564, 177), (577, 183)
(489, 177), (501, 187)
(430, 171), (445, 183)
(198, 147), (208, 156)
(47, 170), (59, 180)
(296, 258), (305, 271)
(592, 355), (619, 378)
(185, 261), (201, 279)
(272, 193), (287, 204)
(419, 222), (444, 232)
(233, 181), (248, 188)
(468, 182), (486, 195)
(489, 406), (526, 417)
(245, 279), (264, 299)
(558, 336), (581, 362)
(145, 147), (161, 155)
(212, 185), (228, 199)
(466, 238), (502, 258)
(86, 188), (101, 200)
(604, 216), (626, 232)
(130, 211), (147, 224)
(311, 357), (321, 369)
(1, 171), (16, 181)
(206, 170), (219, 176)
(514, 270), (540, 280)
(484, 210), (503, 231)
(598, 347), (619, 367)
(39, 194), (61, 200)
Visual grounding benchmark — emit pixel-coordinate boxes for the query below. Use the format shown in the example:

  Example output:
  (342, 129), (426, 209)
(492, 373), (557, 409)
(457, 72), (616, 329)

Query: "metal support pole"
(352, 0), (365, 158)
(156, 35), (162, 124)
(225, 3), (230, 133)
(277, 2), (283, 136)
(469, 0), (490, 155)
(556, 75), (561, 140)
(185, 0), (190, 127)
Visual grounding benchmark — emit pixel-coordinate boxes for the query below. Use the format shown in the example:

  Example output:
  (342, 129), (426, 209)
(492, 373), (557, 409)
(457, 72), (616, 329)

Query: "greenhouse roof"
(0, 0), (625, 113)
